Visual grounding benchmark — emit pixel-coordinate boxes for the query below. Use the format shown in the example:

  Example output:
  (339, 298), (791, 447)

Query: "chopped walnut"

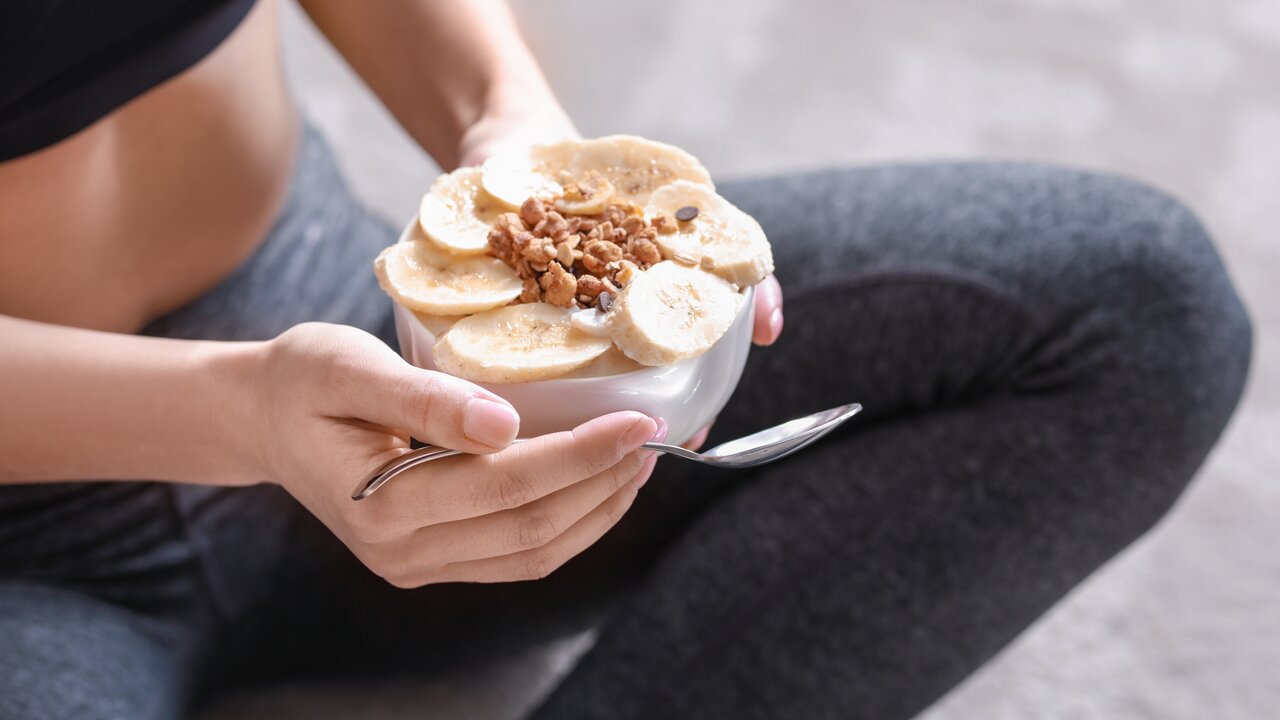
(555, 242), (575, 268)
(519, 197), (546, 227)
(582, 254), (607, 275)
(585, 239), (623, 263)
(621, 215), (645, 237)
(629, 236), (663, 265)
(487, 230), (512, 264)
(540, 262), (578, 307)
(577, 274), (604, 300)
(651, 214), (676, 234)
(519, 276), (541, 303)
(495, 212), (524, 237)
(604, 205), (627, 227)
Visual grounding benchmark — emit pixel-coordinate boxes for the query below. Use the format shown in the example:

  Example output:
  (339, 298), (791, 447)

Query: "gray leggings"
(0, 128), (1251, 720)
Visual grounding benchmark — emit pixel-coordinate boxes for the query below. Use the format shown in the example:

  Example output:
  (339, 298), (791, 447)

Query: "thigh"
(0, 480), (221, 708)
(0, 581), (189, 720)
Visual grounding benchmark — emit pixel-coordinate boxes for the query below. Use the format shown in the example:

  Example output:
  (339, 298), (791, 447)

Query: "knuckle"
(565, 427), (623, 479)
(328, 356), (368, 398)
(396, 373), (436, 437)
(304, 333), (380, 406)
(606, 452), (644, 490)
(514, 510), (560, 550)
(492, 470), (539, 510)
(359, 544), (417, 587)
(605, 500), (625, 527)
(604, 489), (636, 527)
(518, 551), (560, 581)
(361, 551), (402, 584)
(411, 372), (481, 444)
(582, 445), (622, 479)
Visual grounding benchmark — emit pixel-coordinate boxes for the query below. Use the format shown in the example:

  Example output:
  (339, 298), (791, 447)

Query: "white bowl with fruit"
(375, 136), (774, 444)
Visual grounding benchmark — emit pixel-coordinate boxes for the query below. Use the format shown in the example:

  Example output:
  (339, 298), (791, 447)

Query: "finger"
(752, 275), (785, 346)
(333, 332), (520, 454)
(401, 448), (654, 566)
(432, 466), (652, 584)
(368, 411), (658, 527)
(418, 420), (666, 563)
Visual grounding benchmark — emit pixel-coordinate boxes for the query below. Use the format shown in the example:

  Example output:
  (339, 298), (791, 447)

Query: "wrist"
(191, 339), (272, 487)
(457, 82), (577, 168)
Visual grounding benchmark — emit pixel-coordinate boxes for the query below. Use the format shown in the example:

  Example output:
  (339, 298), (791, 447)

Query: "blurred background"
(204, 0), (1280, 717)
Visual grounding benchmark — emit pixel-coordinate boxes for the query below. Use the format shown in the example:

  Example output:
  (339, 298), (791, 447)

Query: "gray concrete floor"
(201, 1), (1280, 717)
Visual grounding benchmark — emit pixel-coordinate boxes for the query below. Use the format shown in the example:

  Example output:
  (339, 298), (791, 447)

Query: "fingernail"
(642, 418), (669, 459)
(463, 398), (520, 448)
(621, 416), (658, 451)
(769, 308), (784, 342)
(653, 418), (669, 442)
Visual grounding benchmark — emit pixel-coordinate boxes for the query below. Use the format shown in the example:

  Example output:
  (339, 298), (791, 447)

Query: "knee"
(1082, 172), (1250, 385)
(1047, 170), (1252, 468)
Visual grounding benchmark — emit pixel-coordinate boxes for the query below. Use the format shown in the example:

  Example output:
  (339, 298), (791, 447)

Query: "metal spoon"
(351, 403), (862, 501)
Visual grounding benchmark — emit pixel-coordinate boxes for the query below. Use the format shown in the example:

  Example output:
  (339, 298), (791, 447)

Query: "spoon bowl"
(352, 403), (862, 500)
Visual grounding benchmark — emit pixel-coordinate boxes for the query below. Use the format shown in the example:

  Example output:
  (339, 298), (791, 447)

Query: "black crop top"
(0, 0), (256, 162)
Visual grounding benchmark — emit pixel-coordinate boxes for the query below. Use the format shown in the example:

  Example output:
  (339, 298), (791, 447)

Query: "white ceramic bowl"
(391, 222), (754, 444)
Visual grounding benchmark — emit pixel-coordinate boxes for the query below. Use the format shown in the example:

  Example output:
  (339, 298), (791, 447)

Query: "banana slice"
(645, 181), (774, 287)
(419, 167), (505, 255)
(433, 303), (613, 383)
(607, 261), (743, 366)
(412, 311), (465, 337)
(482, 135), (714, 210)
(374, 236), (523, 315)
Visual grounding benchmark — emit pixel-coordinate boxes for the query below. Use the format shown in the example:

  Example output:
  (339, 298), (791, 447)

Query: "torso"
(0, 0), (296, 333)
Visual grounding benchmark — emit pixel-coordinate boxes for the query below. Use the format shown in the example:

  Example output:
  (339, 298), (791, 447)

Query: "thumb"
(344, 339), (521, 453)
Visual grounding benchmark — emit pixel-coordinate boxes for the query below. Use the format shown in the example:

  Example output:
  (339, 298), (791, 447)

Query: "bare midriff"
(0, 0), (297, 333)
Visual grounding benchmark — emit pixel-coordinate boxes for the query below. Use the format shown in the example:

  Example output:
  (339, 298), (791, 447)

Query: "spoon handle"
(351, 440), (695, 501)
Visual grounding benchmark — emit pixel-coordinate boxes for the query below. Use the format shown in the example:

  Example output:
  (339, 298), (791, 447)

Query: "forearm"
(299, 0), (558, 169)
(0, 315), (259, 486)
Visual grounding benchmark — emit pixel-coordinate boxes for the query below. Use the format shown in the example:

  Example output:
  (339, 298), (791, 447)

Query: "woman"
(0, 1), (1252, 718)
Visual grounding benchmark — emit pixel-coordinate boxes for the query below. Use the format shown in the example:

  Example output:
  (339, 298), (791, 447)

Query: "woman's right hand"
(239, 322), (662, 587)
